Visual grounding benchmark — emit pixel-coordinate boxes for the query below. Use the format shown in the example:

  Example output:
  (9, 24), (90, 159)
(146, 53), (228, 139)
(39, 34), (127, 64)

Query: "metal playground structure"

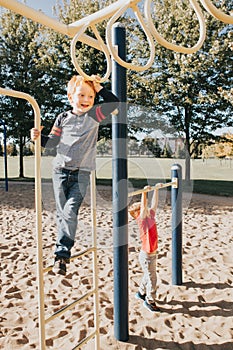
(0, 0), (232, 349)
(1, 0), (232, 82)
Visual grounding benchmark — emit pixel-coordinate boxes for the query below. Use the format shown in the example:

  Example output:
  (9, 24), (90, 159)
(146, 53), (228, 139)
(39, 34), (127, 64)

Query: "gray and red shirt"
(41, 87), (119, 172)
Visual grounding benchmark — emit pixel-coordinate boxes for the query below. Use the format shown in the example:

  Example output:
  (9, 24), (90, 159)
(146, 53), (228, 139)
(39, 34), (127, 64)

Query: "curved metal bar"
(200, 0), (233, 24)
(70, 23), (112, 82)
(106, 2), (155, 71)
(0, 87), (45, 349)
(145, 0), (206, 54)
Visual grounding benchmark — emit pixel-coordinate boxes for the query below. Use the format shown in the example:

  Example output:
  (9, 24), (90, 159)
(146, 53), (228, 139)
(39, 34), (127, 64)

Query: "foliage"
(162, 142), (173, 158)
(140, 138), (162, 157)
(203, 132), (233, 158)
(0, 10), (48, 175)
(127, 0), (233, 179)
(7, 143), (18, 156)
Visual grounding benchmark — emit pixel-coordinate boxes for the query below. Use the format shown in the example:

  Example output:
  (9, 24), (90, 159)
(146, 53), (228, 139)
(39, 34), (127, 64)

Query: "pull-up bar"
(128, 178), (178, 198)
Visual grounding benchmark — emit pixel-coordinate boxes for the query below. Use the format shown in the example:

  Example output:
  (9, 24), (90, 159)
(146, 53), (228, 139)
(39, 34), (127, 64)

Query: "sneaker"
(135, 291), (146, 301)
(143, 300), (160, 312)
(53, 257), (68, 275)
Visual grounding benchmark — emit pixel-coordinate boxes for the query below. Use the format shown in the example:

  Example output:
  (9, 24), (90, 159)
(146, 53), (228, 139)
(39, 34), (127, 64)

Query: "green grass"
(96, 178), (233, 197)
(1, 177), (232, 197)
(191, 180), (233, 197)
(1, 156), (232, 197)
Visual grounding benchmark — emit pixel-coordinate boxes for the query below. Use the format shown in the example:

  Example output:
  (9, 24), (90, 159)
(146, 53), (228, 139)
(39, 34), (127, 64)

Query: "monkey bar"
(128, 178), (178, 198)
(1, 0), (232, 82)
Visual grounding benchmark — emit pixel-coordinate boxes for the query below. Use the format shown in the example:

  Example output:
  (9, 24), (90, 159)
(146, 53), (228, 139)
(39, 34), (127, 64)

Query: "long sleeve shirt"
(41, 87), (119, 172)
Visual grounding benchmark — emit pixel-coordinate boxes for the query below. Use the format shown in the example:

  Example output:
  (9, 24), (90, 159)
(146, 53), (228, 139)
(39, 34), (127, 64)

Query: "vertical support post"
(0, 119), (8, 191)
(90, 171), (100, 350)
(3, 121), (8, 192)
(112, 23), (129, 342)
(33, 101), (45, 350)
(171, 164), (182, 285)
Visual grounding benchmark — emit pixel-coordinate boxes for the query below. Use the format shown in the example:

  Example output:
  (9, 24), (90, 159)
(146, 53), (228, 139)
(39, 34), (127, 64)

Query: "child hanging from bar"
(129, 184), (163, 312)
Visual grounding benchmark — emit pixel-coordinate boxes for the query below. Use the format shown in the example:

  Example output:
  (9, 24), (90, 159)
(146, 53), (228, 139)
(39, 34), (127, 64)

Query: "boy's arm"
(140, 187), (149, 219)
(31, 113), (64, 148)
(90, 87), (119, 121)
(151, 188), (159, 213)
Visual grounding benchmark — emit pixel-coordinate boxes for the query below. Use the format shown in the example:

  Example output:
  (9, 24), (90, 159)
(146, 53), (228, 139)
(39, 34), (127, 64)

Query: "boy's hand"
(31, 126), (43, 141)
(144, 185), (151, 190)
(91, 75), (103, 93)
(155, 183), (163, 189)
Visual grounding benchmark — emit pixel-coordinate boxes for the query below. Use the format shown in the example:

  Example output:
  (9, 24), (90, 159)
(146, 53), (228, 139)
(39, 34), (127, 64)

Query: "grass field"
(1, 156), (233, 196)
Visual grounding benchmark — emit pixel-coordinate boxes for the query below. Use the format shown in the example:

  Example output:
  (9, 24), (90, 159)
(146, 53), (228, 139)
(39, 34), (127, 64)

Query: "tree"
(0, 10), (48, 176)
(7, 143), (18, 156)
(127, 0), (233, 181)
(0, 142), (3, 157)
(162, 142), (173, 158)
(203, 132), (233, 158)
(141, 138), (162, 157)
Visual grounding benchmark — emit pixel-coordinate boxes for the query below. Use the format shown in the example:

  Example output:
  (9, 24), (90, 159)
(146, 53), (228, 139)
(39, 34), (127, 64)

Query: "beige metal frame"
(0, 87), (45, 347)
(1, 0), (232, 82)
(128, 178), (178, 198)
(199, 0), (233, 23)
(43, 172), (100, 350)
(0, 88), (100, 350)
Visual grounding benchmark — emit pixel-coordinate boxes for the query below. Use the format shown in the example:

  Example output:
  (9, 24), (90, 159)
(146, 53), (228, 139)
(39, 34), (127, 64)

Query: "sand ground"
(0, 182), (232, 349)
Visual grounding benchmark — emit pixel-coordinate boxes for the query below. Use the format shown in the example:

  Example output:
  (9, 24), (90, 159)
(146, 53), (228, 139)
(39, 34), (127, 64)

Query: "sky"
(18, 0), (64, 18)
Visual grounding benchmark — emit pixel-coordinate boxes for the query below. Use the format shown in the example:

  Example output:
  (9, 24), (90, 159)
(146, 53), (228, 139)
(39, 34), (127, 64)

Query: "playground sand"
(0, 183), (232, 349)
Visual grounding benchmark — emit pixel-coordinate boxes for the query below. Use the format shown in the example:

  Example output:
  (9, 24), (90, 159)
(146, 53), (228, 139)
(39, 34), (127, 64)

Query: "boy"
(129, 184), (162, 312)
(31, 75), (119, 275)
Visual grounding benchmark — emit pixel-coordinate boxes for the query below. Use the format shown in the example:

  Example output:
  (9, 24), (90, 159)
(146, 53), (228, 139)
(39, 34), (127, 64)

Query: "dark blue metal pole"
(112, 23), (129, 342)
(0, 119), (8, 192)
(171, 164), (182, 285)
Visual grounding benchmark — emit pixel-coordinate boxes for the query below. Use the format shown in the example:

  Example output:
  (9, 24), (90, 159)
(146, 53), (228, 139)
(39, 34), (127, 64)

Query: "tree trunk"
(185, 151), (191, 183)
(19, 134), (24, 178)
(184, 106), (191, 184)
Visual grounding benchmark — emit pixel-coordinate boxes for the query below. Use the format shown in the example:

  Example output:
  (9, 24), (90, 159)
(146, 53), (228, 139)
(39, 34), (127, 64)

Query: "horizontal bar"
(128, 178), (178, 198)
(0, 0), (133, 50)
(45, 289), (96, 324)
(72, 330), (97, 350)
(43, 247), (95, 273)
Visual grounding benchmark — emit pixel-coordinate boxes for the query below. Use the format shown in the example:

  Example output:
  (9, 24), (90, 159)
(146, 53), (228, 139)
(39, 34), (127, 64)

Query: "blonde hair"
(128, 202), (141, 219)
(67, 75), (96, 97)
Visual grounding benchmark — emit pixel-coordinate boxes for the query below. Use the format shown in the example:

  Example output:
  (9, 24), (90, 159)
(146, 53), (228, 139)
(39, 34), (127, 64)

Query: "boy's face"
(68, 82), (95, 115)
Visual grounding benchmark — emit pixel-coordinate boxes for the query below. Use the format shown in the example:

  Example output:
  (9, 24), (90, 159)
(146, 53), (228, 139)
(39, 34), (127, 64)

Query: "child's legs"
(138, 250), (147, 295)
(139, 250), (157, 303)
(53, 169), (90, 258)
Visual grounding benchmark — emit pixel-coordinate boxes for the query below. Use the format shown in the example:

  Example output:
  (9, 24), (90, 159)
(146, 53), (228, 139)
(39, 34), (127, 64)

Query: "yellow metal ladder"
(0, 88), (100, 349)
(37, 171), (100, 350)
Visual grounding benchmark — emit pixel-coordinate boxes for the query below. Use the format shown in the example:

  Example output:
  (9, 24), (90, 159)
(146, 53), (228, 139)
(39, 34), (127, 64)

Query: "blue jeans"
(52, 168), (90, 259)
(139, 250), (157, 303)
